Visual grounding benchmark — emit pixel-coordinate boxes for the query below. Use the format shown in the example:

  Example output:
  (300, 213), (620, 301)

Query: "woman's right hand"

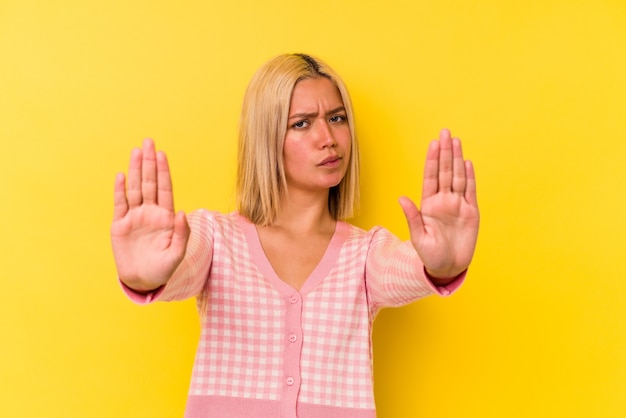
(111, 139), (190, 292)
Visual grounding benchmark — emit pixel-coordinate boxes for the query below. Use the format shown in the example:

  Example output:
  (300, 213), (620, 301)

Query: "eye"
(292, 120), (310, 129)
(329, 114), (347, 124)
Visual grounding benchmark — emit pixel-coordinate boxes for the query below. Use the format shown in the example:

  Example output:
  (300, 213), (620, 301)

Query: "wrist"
(424, 267), (467, 286)
(119, 277), (165, 294)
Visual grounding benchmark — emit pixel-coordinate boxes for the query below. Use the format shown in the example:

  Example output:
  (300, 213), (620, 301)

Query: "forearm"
(365, 228), (465, 308)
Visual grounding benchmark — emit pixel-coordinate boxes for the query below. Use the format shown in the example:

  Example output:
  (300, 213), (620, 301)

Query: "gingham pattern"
(123, 210), (462, 416)
(191, 220), (285, 400)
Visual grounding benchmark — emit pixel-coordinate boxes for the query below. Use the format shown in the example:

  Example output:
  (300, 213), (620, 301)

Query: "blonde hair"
(236, 53), (360, 225)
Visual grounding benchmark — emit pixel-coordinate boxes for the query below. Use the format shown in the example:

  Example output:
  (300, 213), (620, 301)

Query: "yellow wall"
(2, 0), (625, 416)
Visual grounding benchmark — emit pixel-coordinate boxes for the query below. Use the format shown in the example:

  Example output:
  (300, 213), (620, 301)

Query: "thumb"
(171, 211), (190, 254)
(399, 196), (425, 243)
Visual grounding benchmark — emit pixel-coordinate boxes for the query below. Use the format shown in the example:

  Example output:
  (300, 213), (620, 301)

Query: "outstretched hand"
(111, 139), (190, 292)
(399, 129), (479, 284)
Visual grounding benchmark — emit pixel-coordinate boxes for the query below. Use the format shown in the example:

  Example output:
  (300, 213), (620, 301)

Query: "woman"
(111, 53), (479, 417)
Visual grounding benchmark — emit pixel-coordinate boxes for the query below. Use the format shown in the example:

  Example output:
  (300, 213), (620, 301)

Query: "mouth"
(318, 155), (342, 166)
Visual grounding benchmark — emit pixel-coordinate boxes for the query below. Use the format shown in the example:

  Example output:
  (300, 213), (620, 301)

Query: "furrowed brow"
(288, 106), (346, 120)
(326, 106), (346, 116)
(288, 111), (317, 120)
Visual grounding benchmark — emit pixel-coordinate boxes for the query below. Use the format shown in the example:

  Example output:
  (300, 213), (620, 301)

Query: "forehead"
(289, 77), (344, 111)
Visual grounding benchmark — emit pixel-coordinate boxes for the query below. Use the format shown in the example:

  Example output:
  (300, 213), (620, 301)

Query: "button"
(286, 377), (295, 386)
(289, 295), (299, 304)
(288, 334), (297, 343)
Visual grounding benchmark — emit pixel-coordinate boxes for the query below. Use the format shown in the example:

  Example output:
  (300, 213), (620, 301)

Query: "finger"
(422, 140), (440, 199)
(451, 137), (467, 194)
(464, 160), (478, 206)
(399, 196), (425, 241)
(127, 147), (142, 208)
(113, 172), (129, 221)
(438, 128), (453, 192)
(156, 151), (174, 212)
(141, 138), (158, 205)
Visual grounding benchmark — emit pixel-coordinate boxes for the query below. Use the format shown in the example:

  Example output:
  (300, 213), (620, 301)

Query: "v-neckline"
(237, 214), (349, 297)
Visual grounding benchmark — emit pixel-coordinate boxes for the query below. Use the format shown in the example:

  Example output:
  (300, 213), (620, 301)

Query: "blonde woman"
(111, 53), (479, 417)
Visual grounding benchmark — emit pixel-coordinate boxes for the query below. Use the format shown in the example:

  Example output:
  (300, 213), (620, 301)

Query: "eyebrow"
(288, 106), (346, 120)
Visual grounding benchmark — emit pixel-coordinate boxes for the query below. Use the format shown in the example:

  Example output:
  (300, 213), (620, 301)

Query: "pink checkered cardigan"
(122, 210), (464, 417)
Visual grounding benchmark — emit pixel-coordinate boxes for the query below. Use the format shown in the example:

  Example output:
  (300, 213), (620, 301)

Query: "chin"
(326, 178), (344, 189)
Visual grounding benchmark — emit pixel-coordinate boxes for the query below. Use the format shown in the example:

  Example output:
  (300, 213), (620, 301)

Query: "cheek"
(340, 130), (352, 155)
(282, 138), (309, 170)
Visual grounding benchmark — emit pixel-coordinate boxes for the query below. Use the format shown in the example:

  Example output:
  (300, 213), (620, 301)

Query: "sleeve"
(120, 209), (215, 304)
(364, 227), (465, 310)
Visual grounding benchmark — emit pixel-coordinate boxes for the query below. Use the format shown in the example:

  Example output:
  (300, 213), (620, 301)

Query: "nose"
(318, 121), (337, 148)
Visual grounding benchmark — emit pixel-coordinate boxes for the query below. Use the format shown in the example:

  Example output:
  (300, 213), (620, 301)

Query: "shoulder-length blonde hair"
(236, 53), (360, 226)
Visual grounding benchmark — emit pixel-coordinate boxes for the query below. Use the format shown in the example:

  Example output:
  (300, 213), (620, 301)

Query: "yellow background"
(2, 0), (625, 417)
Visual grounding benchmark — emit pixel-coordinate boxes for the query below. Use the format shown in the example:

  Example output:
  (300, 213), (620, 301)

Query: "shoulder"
(341, 221), (395, 240)
(340, 221), (400, 250)
(185, 210), (246, 239)
(187, 209), (240, 225)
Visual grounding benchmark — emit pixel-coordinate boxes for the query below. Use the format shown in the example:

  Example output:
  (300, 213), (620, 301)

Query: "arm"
(398, 129), (479, 285)
(111, 139), (190, 293)
(119, 209), (215, 304)
(365, 227), (466, 309)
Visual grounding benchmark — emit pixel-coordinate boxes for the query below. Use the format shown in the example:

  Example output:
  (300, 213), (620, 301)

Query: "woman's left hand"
(399, 129), (480, 285)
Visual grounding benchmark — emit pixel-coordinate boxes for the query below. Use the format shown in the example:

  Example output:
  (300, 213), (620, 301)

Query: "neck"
(271, 189), (335, 234)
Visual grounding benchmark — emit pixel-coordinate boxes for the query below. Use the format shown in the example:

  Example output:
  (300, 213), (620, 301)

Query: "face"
(283, 77), (352, 195)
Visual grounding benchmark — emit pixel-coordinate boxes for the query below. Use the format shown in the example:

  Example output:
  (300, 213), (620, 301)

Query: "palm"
(111, 140), (189, 291)
(400, 129), (479, 280)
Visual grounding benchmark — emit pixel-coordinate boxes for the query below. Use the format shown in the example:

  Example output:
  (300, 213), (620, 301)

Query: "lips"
(318, 155), (342, 166)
